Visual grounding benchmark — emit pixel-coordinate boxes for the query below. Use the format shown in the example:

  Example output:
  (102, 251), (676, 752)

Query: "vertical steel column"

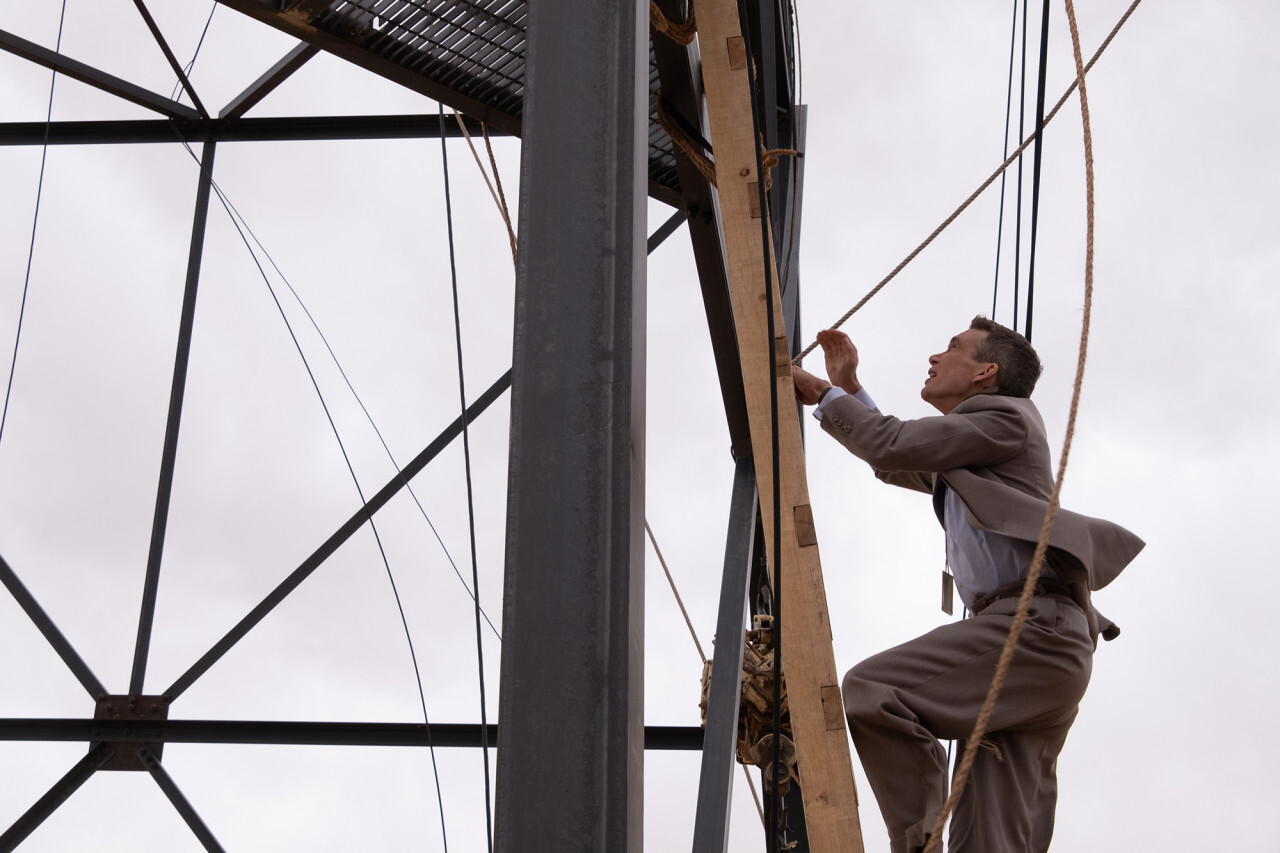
(692, 459), (758, 853)
(493, 0), (647, 850)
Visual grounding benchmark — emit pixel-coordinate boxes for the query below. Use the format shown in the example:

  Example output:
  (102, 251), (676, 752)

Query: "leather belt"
(970, 576), (1076, 615)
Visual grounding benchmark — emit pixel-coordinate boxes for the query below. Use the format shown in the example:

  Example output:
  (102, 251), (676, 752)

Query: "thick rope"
(481, 121), (517, 269)
(792, 0), (1140, 365)
(650, 0), (697, 46)
(922, 0), (1096, 847)
(451, 110), (517, 268)
(646, 521), (767, 826)
(761, 138), (803, 192)
(647, 521), (708, 664)
(657, 93), (718, 186)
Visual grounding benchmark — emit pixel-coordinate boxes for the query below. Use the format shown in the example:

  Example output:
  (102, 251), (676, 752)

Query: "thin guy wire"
(923, 0), (1099, 845)
(481, 123), (516, 270)
(168, 3), (217, 103)
(1, 0), (67, 451)
(170, 133), (452, 852)
(791, 0), (1141, 365)
(450, 110), (515, 268)
(438, 102), (495, 853)
(644, 520), (767, 827)
(208, 182), (501, 640)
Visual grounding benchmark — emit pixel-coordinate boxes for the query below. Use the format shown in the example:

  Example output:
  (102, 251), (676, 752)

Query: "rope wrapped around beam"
(656, 92), (718, 186)
(650, 0), (698, 46)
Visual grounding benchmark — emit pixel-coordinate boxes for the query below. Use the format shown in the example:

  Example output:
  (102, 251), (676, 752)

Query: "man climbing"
(791, 318), (1142, 853)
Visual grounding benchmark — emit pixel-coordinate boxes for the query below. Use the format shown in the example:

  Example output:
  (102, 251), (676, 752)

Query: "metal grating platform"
(219, 0), (686, 206)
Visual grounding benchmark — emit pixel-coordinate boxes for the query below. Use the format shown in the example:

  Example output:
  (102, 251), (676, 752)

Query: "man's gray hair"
(969, 316), (1042, 398)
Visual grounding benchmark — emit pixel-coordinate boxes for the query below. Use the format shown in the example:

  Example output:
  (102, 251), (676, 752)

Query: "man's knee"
(842, 664), (880, 726)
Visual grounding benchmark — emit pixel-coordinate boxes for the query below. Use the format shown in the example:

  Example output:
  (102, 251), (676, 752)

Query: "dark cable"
(207, 184), (501, 640)
(170, 132), (452, 851)
(1013, 0), (1030, 331)
(1, 0), (67, 450)
(729, 2), (786, 847)
(437, 101), (495, 853)
(169, 3), (217, 103)
(991, 0), (1021, 319)
(1024, 0), (1053, 342)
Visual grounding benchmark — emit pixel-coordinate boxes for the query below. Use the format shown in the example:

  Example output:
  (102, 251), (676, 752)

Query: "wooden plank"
(693, 3), (865, 851)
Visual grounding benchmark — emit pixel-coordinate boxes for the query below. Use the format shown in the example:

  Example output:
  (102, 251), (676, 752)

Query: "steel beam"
(165, 369), (513, 700)
(0, 554), (108, 698)
(131, 0), (210, 119)
(494, 0), (647, 848)
(0, 720), (705, 750)
(220, 43), (320, 119)
(0, 28), (200, 120)
(138, 746), (225, 852)
(130, 140), (217, 695)
(0, 743), (113, 849)
(648, 209), (688, 255)
(692, 459), (758, 853)
(0, 115), (508, 147)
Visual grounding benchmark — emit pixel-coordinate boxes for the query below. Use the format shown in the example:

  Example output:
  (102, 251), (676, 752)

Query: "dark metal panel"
(0, 743), (114, 849)
(692, 458), (758, 853)
(130, 140), (217, 696)
(494, 0), (647, 848)
(0, 554), (108, 698)
(0, 28), (201, 120)
(165, 369), (513, 700)
(219, 43), (320, 119)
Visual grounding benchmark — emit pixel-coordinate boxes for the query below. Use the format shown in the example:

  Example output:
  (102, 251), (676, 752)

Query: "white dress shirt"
(813, 385), (1036, 607)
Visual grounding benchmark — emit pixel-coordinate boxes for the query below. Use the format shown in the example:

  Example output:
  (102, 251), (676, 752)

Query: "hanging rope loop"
(760, 134), (803, 191)
(921, 0), (1102, 847)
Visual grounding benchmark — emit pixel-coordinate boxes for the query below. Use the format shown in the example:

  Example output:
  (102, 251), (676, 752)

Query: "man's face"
(921, 328), (994, 413)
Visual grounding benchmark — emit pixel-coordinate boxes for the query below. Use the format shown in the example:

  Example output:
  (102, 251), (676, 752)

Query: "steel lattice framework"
(0, 0), (807, 849)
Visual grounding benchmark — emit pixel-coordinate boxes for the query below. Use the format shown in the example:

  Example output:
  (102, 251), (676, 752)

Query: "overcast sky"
(1, 1), (1277, 851)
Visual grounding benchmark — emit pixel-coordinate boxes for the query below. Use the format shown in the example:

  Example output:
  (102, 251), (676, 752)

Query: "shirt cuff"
(813, 386), (876, 421)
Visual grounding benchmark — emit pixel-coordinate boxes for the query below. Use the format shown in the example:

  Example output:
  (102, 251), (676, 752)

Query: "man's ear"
(974, 362), (998, 389)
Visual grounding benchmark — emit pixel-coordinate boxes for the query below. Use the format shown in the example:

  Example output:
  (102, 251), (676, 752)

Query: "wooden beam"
(693, 3), (865, 851)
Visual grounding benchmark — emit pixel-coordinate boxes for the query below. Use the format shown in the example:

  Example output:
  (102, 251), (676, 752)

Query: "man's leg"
(842, 595), (1091, 853)
(948, 716), (1074, 852)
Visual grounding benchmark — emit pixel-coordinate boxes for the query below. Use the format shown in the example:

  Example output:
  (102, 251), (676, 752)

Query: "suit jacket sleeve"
(818, 392), (1030, 474)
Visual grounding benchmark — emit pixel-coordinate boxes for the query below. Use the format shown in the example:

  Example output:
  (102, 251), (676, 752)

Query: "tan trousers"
(842, 594), (1093, 853)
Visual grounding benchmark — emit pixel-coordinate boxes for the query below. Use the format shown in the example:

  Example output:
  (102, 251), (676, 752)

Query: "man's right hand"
(792, 364), (830, 406)
(817, 329), (862, 394)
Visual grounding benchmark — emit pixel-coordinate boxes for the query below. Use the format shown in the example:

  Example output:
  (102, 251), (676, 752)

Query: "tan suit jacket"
(820, 390), (1143, 638)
